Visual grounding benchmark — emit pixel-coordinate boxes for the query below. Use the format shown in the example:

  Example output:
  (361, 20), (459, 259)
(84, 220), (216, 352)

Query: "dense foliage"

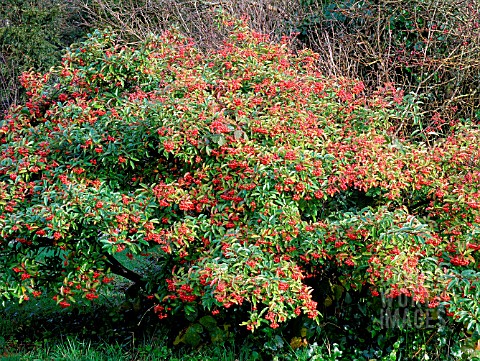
(1, 21), (480, 342)
(0, 0), (87, 113)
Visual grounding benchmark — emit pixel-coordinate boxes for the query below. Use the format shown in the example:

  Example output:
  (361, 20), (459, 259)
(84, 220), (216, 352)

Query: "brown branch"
(104, 253), (146, 288)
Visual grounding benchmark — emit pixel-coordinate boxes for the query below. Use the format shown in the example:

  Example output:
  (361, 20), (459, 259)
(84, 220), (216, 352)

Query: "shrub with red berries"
(1, 19), (480, 333)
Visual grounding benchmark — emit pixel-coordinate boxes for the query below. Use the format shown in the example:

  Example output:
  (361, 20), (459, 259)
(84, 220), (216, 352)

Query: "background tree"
(298, 0), (480, 134)
(0, 0), (87, 113)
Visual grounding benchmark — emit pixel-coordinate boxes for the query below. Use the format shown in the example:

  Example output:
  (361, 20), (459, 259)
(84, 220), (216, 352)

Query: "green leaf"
(234, 130), (244, 140)
(217, 135), (226, 147)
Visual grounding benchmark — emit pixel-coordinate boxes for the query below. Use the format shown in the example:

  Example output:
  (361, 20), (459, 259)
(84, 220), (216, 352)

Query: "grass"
(0, 335), (344, 361)
(1, 275), (480, 361)
(0, 296), (343, 361)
